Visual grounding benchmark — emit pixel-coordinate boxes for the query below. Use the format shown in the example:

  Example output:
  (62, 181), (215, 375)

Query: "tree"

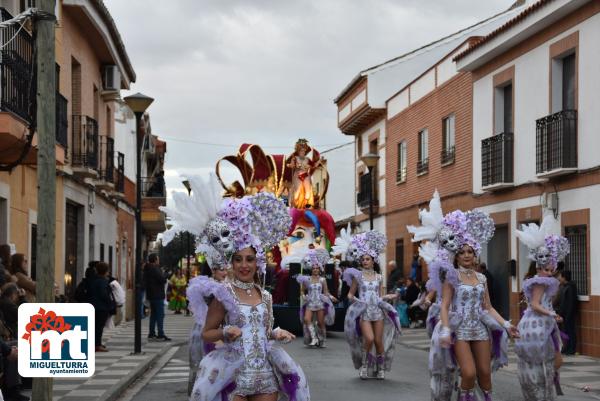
(158, 232), (196, 269)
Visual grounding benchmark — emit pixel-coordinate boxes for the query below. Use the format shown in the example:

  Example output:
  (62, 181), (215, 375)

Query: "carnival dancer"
(407, 191), (457, 400)
(160, 174), (310, 401)
(297, 248), (337, 347)
(434, 209), (518, 401)
(186, 247), (229, 396)
(342, 231), (400, 380)
(514, 215), (569, 401)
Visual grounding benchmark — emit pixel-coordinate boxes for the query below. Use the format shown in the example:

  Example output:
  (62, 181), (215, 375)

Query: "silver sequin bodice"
(306, 279), (325, 310)
(359, 273), (384, 321)
(453, 282), (489, 341)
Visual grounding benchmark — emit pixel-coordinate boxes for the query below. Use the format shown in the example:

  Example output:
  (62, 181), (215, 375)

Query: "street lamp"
(360, 152), (380, 230)
(182, 179), (192, 304)
(124, 92), (154, 354)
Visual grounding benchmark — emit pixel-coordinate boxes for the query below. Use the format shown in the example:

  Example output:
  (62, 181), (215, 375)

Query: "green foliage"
(158, 232), (196, 269)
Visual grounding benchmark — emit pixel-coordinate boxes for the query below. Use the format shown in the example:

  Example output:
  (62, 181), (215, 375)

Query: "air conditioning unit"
(102, 65), (121, 91)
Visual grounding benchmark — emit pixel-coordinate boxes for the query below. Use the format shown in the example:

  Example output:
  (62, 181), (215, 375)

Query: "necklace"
(459, 266), (474, 277)
(232, 279), (254, 296)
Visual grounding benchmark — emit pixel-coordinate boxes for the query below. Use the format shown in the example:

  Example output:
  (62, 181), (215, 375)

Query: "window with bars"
(395, 239), (404, 274)
(417, 129), (429, 175)
(396, 141), (407, 183)
(564, 224), (588, 296)
(442, 114), (455, 165)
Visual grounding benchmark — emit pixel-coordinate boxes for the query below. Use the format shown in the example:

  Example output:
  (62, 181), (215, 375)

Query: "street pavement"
(120, 327), (600, 401)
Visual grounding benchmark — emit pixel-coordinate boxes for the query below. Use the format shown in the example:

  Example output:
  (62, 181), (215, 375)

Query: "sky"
(104, 0), (516, 198)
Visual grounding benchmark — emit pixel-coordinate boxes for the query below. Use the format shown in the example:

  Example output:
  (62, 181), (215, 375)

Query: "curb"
(95, 340), (185, 401)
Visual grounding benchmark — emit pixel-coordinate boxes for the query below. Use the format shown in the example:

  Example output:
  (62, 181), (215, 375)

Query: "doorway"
(486, 225), (509, 318)
(65, 203), (80, 300)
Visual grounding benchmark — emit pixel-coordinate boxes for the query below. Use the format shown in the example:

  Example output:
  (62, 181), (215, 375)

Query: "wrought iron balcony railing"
(357, 172), (378, 209)
(55, 93), (68, 148)
(142, 176), (165, 198)
(481, 132), (513, 188)
(441, 146), (455, 165)
(536, 109), (577, 175)
(0, 8), (33, 123)
(416, 158), (429, 175)
(98, 136), (114, 183)
(71, 115), (99, 169)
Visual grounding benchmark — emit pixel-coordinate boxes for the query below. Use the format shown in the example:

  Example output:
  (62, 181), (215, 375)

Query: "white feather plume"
(407, 190), (443, 242)
(159, 173), (224, 245)
(331, 223), (353, 257)
(515, 213), (559, 250)
(418, 241), (439, 265)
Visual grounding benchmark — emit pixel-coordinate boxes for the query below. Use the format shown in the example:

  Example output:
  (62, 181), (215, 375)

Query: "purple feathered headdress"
(515, 214), (569, 270)
(302, 248), (330, 270)
(351, 230), (387, 262)
(437, 209), (494, 256)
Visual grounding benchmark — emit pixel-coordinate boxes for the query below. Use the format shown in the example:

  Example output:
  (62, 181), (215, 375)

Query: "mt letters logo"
(18, 303), (95, 377)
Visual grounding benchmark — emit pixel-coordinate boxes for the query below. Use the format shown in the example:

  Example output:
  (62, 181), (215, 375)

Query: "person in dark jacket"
(0, 283), (19, 338)
(88, 262), (113, 352)
(143, 254), (170, 341)
(558, 270), (578, 354)
(387, 261), (403, 292)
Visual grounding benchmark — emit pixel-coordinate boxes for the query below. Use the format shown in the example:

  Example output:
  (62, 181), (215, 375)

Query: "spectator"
(387, 261), (403, 292)
(9, 254), (35, 302)
(409, 254), (420, 281)
(0, 338), (22, 401)
(404, 278), (420, 309)
(476, 262), (495, 302)
(168, 269), (187, 314)
(558, 270), (578, 355)
(0, 284), (19, 338)
(105, 273), (125, 329)
(143, 254), (171, 341)
(88, 262), (113, 352)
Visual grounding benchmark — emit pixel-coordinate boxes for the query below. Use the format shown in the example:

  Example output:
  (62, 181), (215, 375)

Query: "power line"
(158, 135), (351, 150)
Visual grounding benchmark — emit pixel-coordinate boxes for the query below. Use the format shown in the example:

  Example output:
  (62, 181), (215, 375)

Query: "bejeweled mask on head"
(204, 218), (233, 255)
(438, 227), (460, 253)
(346, 244), (359, 262)
(534, 246), (551, 267)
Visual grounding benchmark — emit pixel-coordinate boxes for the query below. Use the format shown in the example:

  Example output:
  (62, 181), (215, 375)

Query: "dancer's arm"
(347, 279), (358, 302)
(439, 282), (454, 347)
(323, 278), (338, 302)
(530, 285), (561, 321)
(202, 298), (241, 342)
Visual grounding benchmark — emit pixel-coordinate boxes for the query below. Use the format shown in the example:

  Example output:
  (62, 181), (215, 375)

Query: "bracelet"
(439, 326), (451, 338)
(502, 320), (512, 330)
(222, 325), (234, 342)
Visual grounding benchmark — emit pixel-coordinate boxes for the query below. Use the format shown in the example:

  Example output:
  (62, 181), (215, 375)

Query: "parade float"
(211, 139), (344, 332)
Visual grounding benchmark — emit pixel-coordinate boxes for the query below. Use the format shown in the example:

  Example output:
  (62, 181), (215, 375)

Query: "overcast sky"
(104, 0), (515, 197)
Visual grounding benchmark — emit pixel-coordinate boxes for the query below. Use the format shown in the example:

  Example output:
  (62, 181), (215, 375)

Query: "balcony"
(141, 175), (167, 235)
(441, 146), (455, 166)
(112, 152), (125, 198)
(536, 109), (577, 178)
(416, 158), (429, 176)
(481, 132), (514, 190)
(96, 136), (115, 191)
(356, 172), (378, 212)
(71, 115), (99, 177)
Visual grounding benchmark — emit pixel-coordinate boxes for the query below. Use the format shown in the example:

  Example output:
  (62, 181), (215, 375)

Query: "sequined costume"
(515, 276), (562, 401)
(297, 276), (335, 347)
(342, 268), (401, 375)
(190, 281), (310, 401)
(454, 278), (490, 341)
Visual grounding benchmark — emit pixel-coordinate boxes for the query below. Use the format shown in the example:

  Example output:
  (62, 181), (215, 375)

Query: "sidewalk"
(47, 309), (194, 401)
(398, 328), (600, 395)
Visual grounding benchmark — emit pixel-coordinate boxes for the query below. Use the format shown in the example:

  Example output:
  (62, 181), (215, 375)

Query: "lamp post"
(360, 153), (380, 230)
(182, 180), (192, 292)
(124, 92), (154, 354)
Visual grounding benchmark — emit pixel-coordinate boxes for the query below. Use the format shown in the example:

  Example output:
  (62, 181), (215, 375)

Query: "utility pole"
(33, 1), (56, 400)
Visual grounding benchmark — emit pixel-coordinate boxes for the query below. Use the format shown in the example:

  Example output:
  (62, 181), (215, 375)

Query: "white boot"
(308, 324), (319, 347)
(318, 327), (326, 348)
(359, 352), (369, 379)
(376, 354), (385, 380)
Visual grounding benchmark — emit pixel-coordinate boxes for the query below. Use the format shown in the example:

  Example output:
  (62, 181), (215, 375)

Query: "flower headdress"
(352, 230), (387, 262)
(515, 214), (569, 270)
(302, 248), (331, 271)
(437, 209), (495, 256)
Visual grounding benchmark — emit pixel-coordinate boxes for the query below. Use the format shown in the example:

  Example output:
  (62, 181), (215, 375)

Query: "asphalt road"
(120, 332), (600, 401)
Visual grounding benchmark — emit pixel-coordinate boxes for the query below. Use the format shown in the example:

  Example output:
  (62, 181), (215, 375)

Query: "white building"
(456, 0), (600, 357)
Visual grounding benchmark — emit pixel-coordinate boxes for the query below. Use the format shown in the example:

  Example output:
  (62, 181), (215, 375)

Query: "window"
(396, 141), (407, 183)
(417, 129), (429, 175)
(100, 243), (105, 262)
(551, 50), (577, 113)
(88, 225), (95, 261)
(562, 53), (576, 110)
(442, 114), (455, 165)
(494, 82), (513, 134)
(564, 225), (587, 296)
(108, 245), (113, 271)
(369, 138), (378, 154)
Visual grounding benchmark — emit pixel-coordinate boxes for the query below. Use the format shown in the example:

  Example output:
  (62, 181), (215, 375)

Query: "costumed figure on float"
(514, 214), (569, 401)
(286, 139), (323, 209)
(432, 208), (517, 401)
(341, 231), (401, 380)
(296, 248), (337, 347)
(160, 174), (310, 401)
